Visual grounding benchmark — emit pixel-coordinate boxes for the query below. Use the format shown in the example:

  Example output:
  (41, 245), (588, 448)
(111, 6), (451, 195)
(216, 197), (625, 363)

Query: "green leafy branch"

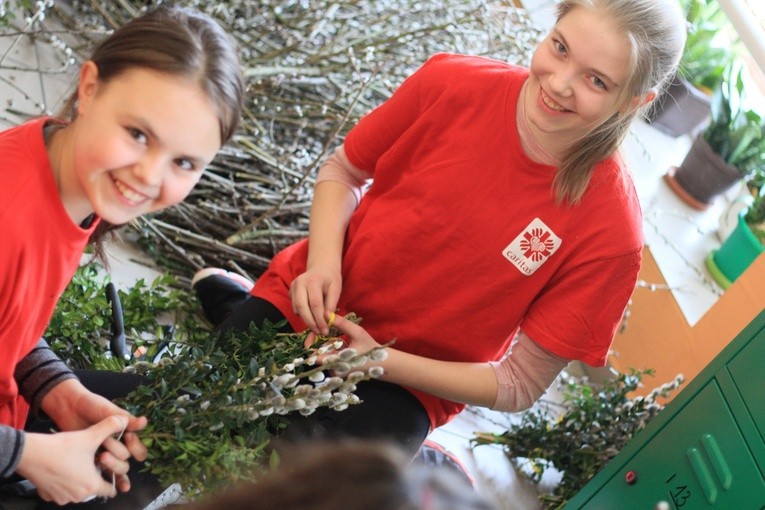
(472, 369), (683, 509)
(47, 264), (387, 497)
(118, 317), (387, 496)
(45, 264), (204, 371)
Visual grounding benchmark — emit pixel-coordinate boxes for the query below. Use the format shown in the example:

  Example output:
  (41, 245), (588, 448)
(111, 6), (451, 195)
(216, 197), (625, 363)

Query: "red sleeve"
(521, 249), (642, 366)
(343, 53), (452, 172)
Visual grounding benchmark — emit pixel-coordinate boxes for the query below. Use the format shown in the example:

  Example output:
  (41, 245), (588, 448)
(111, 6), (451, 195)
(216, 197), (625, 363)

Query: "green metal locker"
(566, 310), (765, 509)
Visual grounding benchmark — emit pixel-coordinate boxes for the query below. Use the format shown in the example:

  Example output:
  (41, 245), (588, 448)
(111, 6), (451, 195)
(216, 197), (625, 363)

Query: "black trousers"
(210, 288), (431, 457)
(0, 371), (163, 510)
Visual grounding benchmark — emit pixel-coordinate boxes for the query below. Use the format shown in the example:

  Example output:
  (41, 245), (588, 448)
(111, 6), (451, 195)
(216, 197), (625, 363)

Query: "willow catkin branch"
(149, 219), (274, 265)
(138, 218), (206, 270)
(226, 68), (375, 245)
(87, 0), (122, 30)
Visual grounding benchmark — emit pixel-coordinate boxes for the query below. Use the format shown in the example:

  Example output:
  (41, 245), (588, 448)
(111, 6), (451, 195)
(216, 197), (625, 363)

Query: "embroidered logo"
(502, 218), (561, 275)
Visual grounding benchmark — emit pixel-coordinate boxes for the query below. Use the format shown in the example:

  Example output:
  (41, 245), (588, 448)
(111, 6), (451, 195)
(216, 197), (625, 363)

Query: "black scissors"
(105, 282), (129, 361)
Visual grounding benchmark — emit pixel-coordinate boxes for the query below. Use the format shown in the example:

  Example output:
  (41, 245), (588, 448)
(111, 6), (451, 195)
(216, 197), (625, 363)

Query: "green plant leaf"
(472, 369), (683, 509)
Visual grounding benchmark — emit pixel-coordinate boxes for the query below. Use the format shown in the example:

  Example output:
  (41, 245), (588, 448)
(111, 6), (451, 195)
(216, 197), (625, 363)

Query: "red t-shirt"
(253, 54), (643, 429)
(0, 117), (98, 428)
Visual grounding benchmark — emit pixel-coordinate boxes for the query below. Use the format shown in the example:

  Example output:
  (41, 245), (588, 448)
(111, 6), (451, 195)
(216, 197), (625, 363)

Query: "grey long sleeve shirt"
(1, 339), (76, 477)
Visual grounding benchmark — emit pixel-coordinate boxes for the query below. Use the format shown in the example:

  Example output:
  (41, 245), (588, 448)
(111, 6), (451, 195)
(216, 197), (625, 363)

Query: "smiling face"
(60, 62), (221, 225)
(524, 5), (633, 154)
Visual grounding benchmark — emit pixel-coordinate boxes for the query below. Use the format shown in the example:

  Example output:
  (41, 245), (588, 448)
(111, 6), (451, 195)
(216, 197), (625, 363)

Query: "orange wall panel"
(609, 249), (765, 399)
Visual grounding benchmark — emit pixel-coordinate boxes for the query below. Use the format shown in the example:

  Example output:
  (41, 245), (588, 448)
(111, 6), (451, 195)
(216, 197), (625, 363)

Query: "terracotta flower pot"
(664, 135), (743, 210)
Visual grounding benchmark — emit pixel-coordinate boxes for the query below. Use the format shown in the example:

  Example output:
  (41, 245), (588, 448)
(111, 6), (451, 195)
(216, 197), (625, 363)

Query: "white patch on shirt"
(502, 218), (562, 275)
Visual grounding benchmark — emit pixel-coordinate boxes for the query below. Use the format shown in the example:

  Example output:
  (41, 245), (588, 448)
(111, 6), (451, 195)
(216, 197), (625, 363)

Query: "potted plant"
(647, 0), (737, 138)
(664, 65), (765, 210)
(677, 0), (734, 93)
(706, 185), (765, 288)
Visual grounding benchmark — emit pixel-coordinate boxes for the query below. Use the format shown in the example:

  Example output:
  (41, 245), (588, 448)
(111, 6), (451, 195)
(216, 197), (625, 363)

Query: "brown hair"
(189, 440), (497, 510)
(551, 0), (686, 204)
(62, 6), (244, 259)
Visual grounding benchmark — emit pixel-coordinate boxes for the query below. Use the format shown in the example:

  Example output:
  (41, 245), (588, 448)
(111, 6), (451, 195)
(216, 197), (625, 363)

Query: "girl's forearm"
(306, 180), (357, 270)
(378, 349), (499, 408)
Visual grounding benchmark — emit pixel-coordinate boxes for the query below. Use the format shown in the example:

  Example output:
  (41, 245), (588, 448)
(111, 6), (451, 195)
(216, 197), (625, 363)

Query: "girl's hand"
(304, 312), (382, 359)
(16, 416), (132, 504)
(40, 379), (148, 492)
(290, 264), (342, 336)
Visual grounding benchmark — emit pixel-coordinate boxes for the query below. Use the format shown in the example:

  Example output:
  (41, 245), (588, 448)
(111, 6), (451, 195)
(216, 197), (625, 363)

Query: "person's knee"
(193, 274), (253, 326)
(216, 296), (293, 337)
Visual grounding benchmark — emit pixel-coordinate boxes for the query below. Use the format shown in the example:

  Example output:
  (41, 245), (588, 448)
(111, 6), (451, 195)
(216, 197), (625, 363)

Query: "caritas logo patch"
(502, 218), (561, 275)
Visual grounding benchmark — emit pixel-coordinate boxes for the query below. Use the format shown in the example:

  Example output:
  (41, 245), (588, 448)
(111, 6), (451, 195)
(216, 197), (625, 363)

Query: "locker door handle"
(686, 434), (732, 504)
(701, 434), (732, 489)
(687, 447), (717, 504)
